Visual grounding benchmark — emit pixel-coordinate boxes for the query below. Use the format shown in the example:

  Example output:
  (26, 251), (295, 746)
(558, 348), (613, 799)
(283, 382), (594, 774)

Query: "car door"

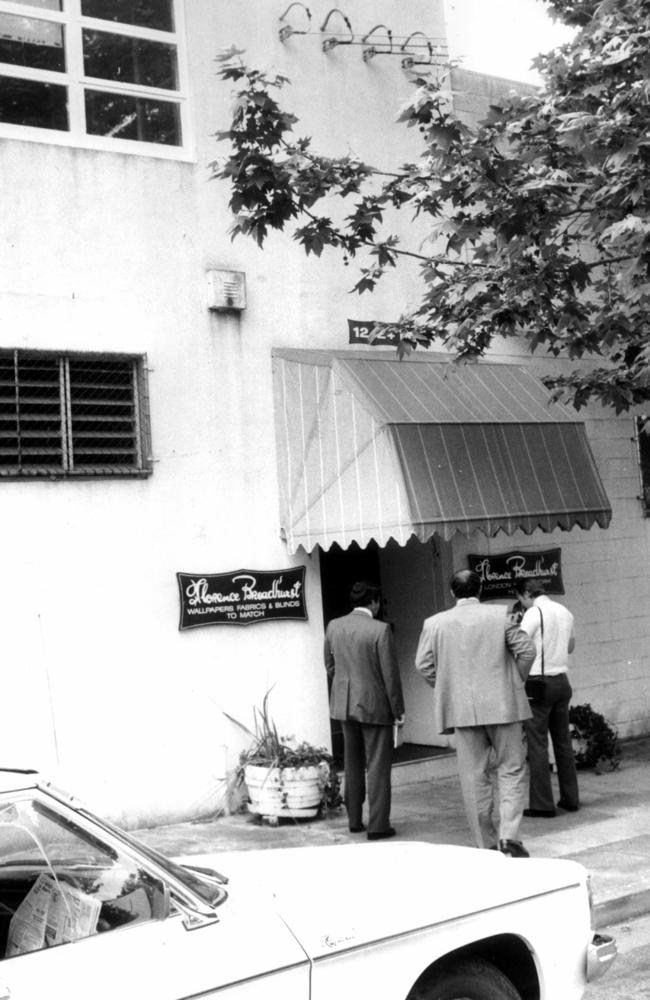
(0, 792), (310, 1000)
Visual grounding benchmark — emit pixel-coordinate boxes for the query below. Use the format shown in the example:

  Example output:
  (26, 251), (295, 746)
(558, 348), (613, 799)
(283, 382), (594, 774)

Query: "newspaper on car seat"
(7, 873), (101, 956)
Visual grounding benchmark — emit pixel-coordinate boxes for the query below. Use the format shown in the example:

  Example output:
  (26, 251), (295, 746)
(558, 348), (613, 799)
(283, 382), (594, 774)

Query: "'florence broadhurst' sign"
(177, 567), (307, 630)
(467, 549), (564, 600)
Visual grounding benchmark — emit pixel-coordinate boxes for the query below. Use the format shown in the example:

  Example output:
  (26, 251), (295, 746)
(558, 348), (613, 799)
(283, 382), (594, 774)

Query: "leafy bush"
(569, 703), (621, 772)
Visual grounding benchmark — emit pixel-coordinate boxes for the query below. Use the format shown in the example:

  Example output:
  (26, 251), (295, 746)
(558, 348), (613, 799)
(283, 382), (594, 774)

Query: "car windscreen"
(78, 808), (228, 907)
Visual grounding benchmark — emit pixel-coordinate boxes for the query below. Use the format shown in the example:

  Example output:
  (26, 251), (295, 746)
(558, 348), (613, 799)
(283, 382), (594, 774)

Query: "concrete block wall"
(442, 67), (650, 743)
(453, 354), (650, 742)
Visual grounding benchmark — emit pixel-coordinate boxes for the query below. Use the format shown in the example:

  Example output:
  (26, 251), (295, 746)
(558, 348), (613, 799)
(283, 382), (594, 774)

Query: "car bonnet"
(178, 841), (587, 958)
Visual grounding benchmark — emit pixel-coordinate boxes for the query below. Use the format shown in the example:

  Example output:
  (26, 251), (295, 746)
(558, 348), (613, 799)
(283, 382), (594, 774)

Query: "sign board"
(467, 548), (564, 601)
(347, 319), (399, 346)
(177, 567), (307, 630)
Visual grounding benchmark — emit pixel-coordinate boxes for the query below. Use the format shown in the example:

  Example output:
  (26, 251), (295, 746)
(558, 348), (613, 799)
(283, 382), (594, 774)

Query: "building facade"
(1, 0), (649, 827)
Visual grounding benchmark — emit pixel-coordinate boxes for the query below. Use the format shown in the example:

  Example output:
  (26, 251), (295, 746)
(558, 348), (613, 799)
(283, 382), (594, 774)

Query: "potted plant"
(569, 703), (621, 773)
(225, 691), (341, 823)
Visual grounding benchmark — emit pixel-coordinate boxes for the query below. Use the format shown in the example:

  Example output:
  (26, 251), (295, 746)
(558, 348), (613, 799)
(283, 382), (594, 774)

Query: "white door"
(380, 537), (453, 748)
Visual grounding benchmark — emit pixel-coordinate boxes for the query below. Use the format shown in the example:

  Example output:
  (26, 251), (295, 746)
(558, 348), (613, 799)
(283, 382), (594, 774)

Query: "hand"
(394, 714), (405, 727)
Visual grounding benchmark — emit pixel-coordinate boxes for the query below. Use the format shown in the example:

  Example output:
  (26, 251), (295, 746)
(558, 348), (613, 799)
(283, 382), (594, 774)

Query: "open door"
(378, 536), (454, 749)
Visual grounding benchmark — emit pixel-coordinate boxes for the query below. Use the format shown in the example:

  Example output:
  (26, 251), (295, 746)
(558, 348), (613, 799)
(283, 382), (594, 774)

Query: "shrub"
(569, 703), (621, 772)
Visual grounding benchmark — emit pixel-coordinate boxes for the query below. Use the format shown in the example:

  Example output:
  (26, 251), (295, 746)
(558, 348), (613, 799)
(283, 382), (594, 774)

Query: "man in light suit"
(324, 581), (405, 840)
(415, 569), (535, 857)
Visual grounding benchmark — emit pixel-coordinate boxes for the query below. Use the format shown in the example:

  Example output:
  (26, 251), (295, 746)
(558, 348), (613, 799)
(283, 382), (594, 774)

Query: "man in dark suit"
(324, 581), (405, 840)
(415, 569), (535, 857)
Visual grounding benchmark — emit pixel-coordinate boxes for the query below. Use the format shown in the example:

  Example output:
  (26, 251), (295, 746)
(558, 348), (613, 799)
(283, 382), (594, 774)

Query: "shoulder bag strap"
(539, 607), (545, 676)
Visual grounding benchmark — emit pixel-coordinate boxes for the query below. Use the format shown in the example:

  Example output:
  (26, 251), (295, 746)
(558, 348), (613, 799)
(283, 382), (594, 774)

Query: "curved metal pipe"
(320, 8), (353, 51)
(278, 3), (312, 42)
(361, 23), (393, 62)
(400, 31), (433, 70)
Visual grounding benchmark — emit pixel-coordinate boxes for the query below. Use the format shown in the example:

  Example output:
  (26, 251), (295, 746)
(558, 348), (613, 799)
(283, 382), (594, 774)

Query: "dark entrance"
(319, 537), (451, 768)
(319, 541), (381, 764)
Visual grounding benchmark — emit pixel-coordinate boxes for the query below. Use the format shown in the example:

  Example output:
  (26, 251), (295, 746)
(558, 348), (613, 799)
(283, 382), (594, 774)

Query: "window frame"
(0, 0), (193, 159)
(0, 348), (153, 480)
(0, 793), (172, 957)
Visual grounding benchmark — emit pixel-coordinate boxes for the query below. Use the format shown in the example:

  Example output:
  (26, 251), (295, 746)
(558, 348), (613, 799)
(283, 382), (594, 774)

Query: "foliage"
(224, 690), (342, 813)
(212, 1), (650, 413)
(569, 702), (621, 771)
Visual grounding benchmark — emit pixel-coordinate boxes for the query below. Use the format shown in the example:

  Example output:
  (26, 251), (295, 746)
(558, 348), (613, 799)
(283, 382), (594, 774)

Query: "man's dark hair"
(514, 577), (546, 598)
(349, 581), (381, 609)
(450, 569), (481, 599)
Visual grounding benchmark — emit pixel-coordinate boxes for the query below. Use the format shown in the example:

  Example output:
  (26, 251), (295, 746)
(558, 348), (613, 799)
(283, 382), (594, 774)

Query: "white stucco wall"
(2, 0), (648, 827)
(0, 0), (448, 825)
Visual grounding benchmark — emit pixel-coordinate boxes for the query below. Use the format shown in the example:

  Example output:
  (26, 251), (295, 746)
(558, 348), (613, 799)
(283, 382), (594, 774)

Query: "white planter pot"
(244, 763), (323, 819)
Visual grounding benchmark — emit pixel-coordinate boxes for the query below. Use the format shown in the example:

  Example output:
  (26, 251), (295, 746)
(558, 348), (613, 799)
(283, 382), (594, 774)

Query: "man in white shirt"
(515, 578), (579, 817)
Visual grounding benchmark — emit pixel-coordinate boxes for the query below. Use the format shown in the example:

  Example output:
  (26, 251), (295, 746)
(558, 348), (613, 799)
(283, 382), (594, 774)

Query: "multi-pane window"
(635, 415), (650, 515)
(0, 0), (188, 154)
(0, 350), (152, 478)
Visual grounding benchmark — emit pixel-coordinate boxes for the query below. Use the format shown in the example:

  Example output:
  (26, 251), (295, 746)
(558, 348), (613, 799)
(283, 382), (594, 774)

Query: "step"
(392, 750), (457, 785)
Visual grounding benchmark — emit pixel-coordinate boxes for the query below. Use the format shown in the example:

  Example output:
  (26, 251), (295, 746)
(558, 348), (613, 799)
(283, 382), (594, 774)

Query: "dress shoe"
(348, 824), (366, 833)
(523, 808), (556, 818)
(367, 827), (396, 841)
(557, 800), (579, 812)
(499, 839), (530, 858)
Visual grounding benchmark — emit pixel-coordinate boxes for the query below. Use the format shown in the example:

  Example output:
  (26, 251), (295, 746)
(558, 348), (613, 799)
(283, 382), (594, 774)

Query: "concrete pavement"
(134, 736), (650, 930)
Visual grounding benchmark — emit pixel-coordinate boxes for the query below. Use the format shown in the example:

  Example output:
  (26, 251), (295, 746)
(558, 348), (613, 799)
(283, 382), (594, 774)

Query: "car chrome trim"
(172, 960), (310, 997)
(586, 932), (617, 981)
(309, 883), (583, 961)
(174, 900), (221, 931)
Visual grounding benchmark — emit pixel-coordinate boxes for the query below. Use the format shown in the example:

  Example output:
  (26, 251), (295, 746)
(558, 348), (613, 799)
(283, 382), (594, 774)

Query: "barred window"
(0, 350), (152, 478)
(0, 0), (189, 158)
(635, 416), (650, 516)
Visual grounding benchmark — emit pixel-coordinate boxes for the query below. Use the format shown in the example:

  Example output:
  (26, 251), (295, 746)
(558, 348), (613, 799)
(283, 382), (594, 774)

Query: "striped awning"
(272, 349), (612, 554)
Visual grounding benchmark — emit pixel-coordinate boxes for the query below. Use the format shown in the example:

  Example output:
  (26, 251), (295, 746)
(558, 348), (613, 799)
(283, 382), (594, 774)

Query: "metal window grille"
(635, 415), (650, 515)
(0, 349), (152, 478)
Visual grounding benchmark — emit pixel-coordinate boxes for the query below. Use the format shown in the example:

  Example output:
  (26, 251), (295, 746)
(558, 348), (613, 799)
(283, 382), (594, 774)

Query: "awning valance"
(272, 349), (612, 554)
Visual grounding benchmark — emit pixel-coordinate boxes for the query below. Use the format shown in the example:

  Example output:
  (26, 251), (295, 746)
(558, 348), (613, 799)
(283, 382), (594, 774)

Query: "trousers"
(454, 722), (528, 848)
(341, 719), (393, 834)
(524, 672), (579, 812)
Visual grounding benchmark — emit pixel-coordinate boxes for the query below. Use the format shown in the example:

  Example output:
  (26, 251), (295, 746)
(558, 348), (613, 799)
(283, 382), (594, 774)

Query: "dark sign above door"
(177, 567), (307, 630)
(347, 319), (399, 346)
(467, 549), (564, 601)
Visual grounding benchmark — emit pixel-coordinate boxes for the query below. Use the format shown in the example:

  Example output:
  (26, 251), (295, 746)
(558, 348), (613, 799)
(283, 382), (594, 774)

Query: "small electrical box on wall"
(206, 269), (247, 311)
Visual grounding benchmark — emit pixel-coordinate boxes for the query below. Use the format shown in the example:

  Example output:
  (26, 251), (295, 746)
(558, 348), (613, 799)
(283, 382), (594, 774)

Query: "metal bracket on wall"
(321, 8), (353, 52)
(361, 24), (393, 62)
(279, 3), (312, 43)
(400, 32), (434, 71)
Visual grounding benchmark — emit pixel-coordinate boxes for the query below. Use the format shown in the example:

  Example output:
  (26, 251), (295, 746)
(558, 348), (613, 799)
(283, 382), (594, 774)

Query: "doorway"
(320, 542), (381, 764)
(319, 536), (454, 763)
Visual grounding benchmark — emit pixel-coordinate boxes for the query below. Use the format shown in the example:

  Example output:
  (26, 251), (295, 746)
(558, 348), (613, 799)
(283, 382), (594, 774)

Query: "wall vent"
(206, 270), (247, 312)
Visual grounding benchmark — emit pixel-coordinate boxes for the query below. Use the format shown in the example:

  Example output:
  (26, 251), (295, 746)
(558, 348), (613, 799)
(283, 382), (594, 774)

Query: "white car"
(0, 769), (615, 1000)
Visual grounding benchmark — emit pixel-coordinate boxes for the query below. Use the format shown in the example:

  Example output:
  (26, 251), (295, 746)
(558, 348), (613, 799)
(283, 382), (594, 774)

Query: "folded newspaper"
(7, 873), (101, 956)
